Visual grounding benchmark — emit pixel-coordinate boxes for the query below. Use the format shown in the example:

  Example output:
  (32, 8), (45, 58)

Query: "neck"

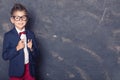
(15, 27), (25, 34)
(19, 28), (25, 31)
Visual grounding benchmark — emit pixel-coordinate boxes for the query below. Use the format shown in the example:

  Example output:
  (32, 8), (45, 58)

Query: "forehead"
(12, 10), (26, 16)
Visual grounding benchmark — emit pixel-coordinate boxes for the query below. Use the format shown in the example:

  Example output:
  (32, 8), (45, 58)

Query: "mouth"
(18, 23), (24, 25)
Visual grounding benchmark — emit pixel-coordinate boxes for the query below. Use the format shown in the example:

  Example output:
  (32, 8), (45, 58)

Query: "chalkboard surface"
(0, 0), (120, 80)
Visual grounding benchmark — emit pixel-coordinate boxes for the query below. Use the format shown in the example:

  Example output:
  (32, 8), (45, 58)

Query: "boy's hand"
(27, 39), (33, 51)
(16, 39), (25, 51)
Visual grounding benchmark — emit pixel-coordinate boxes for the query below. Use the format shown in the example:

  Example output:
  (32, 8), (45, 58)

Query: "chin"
(18, 26), (25, 29)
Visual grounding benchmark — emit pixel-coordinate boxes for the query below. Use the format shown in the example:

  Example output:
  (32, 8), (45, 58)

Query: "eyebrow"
(12, 15), (27, 17)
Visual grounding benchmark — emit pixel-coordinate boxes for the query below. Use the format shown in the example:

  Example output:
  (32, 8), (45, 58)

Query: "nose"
(19, 18), (23, 21)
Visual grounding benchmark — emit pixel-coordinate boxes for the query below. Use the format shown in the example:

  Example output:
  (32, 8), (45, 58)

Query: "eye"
(12, 16), (20, 20)
(15, 16), (20, 20)
(22, 16), (27, 20)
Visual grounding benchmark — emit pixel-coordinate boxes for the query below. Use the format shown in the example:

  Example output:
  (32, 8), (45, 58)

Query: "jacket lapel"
(12, 28), (20, 43)
(26, 30), (32, 42)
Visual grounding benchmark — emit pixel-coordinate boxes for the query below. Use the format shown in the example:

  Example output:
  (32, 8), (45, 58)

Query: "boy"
(2, 3), (39, 80)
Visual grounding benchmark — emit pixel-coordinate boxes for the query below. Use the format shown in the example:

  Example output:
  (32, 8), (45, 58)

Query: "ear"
(10, 17), (14, 24)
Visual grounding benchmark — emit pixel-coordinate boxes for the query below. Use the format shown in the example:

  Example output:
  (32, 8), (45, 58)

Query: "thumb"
(28, 39), (30, 43)
(20, 39), (24, 43)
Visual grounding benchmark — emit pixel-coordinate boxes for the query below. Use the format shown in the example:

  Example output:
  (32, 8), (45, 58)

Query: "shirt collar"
(15, 27), (25, 34)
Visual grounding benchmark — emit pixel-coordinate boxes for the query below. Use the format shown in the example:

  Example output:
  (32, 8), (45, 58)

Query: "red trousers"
(10, 63), (35, 80)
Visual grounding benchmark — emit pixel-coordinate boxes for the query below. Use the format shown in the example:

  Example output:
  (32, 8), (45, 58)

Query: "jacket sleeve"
(2, 33), (22, 60)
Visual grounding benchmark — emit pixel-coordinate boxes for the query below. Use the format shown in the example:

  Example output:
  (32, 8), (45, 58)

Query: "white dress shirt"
(15, 27), (29, 64)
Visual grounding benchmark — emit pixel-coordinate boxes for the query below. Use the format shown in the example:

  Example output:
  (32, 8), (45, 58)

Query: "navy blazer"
(2, 27), (39, 77)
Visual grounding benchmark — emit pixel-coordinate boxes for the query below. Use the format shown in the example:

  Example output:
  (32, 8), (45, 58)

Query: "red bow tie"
(19, 31), (26, 36)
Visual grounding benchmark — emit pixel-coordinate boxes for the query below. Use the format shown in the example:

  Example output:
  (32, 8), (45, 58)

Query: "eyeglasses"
(12, 15), (27, 21)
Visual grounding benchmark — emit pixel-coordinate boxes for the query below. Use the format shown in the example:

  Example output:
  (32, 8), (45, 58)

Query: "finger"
(30, 39), (32, 42)
(28, 39), (32, 43)
(20, 40), (23, 43)
(20, 40), (24, 44)
(28, 39), (30, 42)
(19, 40), (22, 43)
(20, 39), (24, 41)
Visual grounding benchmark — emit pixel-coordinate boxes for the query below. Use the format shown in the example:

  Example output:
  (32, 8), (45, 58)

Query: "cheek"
(14, 22), (18, 25)
(23, 21), (27, 24)
(19, 21), (27, 25)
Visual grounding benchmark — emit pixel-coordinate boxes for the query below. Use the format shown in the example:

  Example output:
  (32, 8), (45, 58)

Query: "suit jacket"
(2, 27), (39, 77)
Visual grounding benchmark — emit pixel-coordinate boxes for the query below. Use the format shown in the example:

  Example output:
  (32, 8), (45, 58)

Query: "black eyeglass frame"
(11, 15), (28, 21)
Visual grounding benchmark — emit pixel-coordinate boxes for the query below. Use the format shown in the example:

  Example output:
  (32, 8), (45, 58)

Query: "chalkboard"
(0, 0), (120, 80)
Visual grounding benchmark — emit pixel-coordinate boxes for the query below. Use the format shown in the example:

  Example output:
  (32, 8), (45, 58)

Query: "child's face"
(10, 10), (27, 30)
